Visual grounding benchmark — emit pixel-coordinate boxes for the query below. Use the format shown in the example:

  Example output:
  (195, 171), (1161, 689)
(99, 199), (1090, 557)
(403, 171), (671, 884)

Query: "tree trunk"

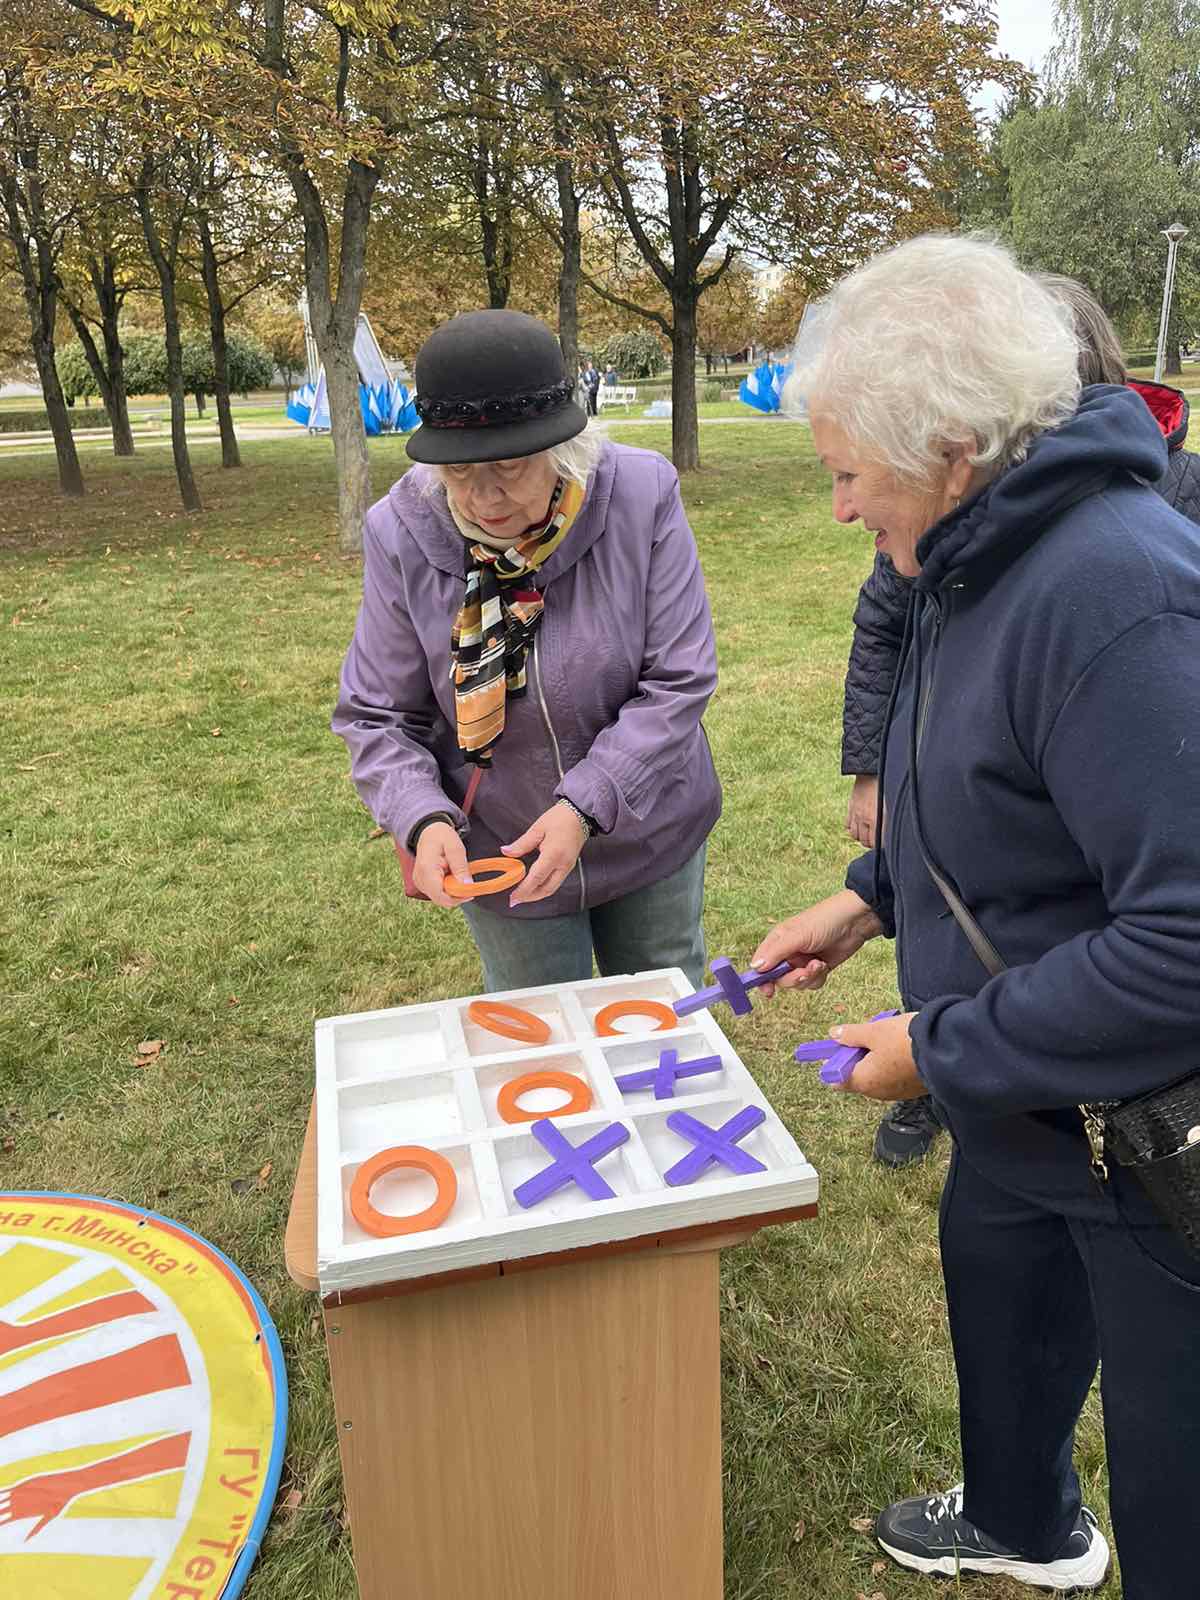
(85, 252), (135, 455)
(136, 168), (201, 512)
(63, 300), (118, 423)
(32, 329), (85, 497)
(198, 212), (240, 468)
(62, 298), (134, 456)
(289, 153), (378, 553)
(670, 299), (700, 472)
(99, 277), (135, 456)
(325, 335), (372, 554)
(554, 161), (581, 386)
(1, 173), (84, 496)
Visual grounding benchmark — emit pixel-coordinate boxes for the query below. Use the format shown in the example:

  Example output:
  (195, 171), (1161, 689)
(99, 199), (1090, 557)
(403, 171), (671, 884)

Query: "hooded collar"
(913, 385), (1169, 593)
(389, 441), (615, 582)
(1128, 378), (1189, 451)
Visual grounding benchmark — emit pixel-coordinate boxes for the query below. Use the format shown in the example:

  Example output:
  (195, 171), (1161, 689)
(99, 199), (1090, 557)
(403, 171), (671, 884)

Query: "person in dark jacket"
(845, 272), (1200, 1167)
(754, 235), (1200, 1596)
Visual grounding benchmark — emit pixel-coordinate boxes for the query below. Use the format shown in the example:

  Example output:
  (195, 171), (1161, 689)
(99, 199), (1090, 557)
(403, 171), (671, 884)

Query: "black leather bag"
(920, 844), (1200, 1258)
(1098, 1075), (1200, 1256)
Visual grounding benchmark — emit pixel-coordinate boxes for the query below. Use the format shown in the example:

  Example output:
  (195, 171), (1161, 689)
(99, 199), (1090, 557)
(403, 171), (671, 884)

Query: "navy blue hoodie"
(847, 385), (1200, 1212)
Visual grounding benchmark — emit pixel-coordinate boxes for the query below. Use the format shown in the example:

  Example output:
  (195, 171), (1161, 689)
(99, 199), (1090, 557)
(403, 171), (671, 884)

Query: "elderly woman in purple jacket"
(332, 310), (721, 992)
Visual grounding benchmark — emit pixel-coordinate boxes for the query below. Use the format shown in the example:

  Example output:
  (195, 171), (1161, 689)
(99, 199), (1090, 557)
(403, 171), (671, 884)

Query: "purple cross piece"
(673, 956), (792, 1018)
(512, 1117), (631, 1209)
(613, 1047), (725, 1100)
(794, 1009), (900, 1084)
(663, 1106), (768, 1186)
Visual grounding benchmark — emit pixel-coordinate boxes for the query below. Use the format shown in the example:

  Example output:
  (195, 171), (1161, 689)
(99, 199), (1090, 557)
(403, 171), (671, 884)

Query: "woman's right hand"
(750, 889), (882, 994)
(412, 822), (473, 908)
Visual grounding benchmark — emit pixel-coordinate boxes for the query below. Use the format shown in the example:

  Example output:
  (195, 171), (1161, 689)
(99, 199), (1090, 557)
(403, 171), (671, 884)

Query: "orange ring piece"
(349, 1146), (458, 1238)
(593, 999), (678, 1037)
(497, 1070), (593, 1125)
(467, 999), (552, 1046)
(443, 857), (526, 901)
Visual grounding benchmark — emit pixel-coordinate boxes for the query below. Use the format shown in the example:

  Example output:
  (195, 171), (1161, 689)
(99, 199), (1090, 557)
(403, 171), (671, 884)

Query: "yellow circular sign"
(0, 1194), (285, 1599)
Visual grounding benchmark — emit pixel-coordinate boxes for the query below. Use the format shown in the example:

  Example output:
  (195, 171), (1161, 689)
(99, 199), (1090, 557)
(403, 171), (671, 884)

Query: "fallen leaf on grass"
(1, 1138), (14, 1154)
(850, 1515), (874, 1534)
(231, 1161), (273, 1197)
(791, 1518), (806, 1543)
(365, 826), (388, 842)
(282, 1488), (303, 1513)
(872, 1560), (887, 1576)
(133, 1039), (167, 1067)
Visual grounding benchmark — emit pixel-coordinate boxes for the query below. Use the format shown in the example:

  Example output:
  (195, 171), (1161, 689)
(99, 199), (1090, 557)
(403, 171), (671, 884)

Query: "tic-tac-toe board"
(314, 968), (819, 1295)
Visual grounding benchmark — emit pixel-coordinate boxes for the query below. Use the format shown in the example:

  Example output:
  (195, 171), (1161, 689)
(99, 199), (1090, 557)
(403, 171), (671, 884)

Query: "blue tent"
(739, 360), (792, 415)
(286, 382), (315, 427)
(388, 381), (420, 433)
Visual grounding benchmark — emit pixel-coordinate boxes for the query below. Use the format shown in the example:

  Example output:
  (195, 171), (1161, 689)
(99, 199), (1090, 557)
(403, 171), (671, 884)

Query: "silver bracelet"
(556, 797), (597, 837)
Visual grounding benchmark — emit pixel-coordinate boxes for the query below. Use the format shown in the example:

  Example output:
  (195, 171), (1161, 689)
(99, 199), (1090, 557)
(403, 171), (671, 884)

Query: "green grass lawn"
(0, 426), (1113, 1598)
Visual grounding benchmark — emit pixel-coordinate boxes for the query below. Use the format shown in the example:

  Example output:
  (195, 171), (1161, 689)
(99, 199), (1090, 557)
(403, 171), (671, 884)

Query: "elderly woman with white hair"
(333, 309), (720, 991)
(753, 236), (1200, 1596)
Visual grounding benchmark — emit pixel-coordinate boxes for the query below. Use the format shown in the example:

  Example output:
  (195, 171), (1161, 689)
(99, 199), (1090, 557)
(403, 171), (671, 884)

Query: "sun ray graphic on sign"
(0, 1196), (285, 1600)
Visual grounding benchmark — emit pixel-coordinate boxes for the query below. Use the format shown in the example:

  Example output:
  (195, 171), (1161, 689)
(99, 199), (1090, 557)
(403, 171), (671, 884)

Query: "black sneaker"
(876, 1484), (1110, 1591)
(873, 1095), (942, 1167)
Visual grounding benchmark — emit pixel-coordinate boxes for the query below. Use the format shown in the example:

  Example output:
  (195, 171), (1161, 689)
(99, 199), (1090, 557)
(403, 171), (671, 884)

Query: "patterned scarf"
(449, 476), (586, 765)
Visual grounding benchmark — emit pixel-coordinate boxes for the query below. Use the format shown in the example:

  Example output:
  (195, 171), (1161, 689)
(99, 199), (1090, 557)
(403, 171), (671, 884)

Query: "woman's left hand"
(829, 1012), (924, 1100)
(502, 803), (588, 906)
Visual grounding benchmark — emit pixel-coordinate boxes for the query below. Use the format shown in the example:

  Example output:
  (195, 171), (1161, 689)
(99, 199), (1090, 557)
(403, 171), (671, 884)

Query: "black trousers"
(940, 1144), (1200, 1598)
(586, 387), (598, 416)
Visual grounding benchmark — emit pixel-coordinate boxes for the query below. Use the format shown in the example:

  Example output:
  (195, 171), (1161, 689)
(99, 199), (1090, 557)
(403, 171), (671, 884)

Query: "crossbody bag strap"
(919, 843), (1007, 978)
(918, 840), (1111, 1175)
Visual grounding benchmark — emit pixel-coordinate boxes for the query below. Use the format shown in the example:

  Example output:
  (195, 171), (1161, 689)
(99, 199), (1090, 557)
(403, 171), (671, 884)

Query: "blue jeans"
(461, 846), (707, 993)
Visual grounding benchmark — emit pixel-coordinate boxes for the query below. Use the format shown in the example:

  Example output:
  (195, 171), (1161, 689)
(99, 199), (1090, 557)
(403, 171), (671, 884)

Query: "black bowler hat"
(405, 309), (588, 464)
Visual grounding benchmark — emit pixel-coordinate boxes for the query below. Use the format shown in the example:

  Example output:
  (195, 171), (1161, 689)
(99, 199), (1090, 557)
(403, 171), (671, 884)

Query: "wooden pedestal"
(286, 1108), (814, 1600)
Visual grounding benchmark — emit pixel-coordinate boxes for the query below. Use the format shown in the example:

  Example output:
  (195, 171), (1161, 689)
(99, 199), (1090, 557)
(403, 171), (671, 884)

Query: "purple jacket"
(332, 441), (722, 918)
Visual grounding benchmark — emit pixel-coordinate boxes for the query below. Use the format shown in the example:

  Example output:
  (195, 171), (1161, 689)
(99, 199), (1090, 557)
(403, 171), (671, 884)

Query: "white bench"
(598, 385), (637, 412)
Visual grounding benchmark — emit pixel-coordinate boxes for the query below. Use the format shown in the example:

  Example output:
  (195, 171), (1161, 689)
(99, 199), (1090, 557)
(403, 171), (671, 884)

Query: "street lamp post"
(1154, 222), (1189, 383)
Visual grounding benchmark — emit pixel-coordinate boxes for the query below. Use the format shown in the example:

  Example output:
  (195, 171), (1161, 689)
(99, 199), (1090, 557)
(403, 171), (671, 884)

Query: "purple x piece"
(673, 956), (793, 1018)
(663, 1106), (768, 1187)
(614, 1047), (725, 1100)
(794, 1009), (900, 1085)
(512, 1117), (631, 1209)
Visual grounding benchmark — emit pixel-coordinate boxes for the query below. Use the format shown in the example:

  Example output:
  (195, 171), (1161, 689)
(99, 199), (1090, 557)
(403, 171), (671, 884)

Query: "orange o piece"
(497, 1070), (593, 1125)
(443, 857), (526, 900)
(467, 999), (552, 1046)
(349, 1146), (458, 1238)
(593, 999), (678, 1037)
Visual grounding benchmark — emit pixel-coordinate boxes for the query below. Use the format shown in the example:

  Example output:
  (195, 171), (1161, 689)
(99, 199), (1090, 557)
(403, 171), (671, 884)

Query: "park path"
(0, 412), (805, 461)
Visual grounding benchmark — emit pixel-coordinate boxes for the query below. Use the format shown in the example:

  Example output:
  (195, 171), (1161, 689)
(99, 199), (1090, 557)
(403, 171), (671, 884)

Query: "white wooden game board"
(314, 968), (819, 1294)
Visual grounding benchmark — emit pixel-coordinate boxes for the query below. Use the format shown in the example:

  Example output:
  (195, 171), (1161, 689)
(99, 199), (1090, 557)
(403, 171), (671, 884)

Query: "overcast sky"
(981, 1), (1059, 113)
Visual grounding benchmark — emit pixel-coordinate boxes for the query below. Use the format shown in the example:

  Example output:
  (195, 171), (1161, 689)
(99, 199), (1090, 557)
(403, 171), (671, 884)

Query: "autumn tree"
(68, 0), (444, 552)
(28, 111), (143, 456)
(1002, 0), (1200, 367)
(504, 0), (1023, 471)
(182, 135), (295, 466)
(0, 1), (84, 495)
(240, 298), (307, 397)
(0, 253), (34, 380)
(756, 271), (810, 356)
(695, 262), (759, 373)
